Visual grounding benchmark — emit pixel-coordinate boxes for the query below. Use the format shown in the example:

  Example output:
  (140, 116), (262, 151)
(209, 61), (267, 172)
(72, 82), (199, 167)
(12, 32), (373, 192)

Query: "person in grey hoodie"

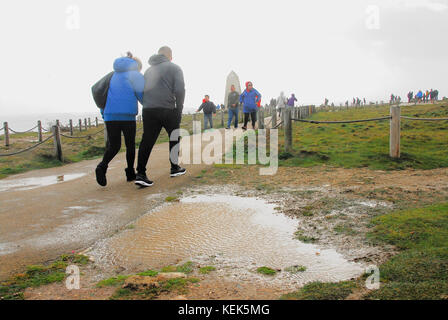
(135, 46), (186, 188)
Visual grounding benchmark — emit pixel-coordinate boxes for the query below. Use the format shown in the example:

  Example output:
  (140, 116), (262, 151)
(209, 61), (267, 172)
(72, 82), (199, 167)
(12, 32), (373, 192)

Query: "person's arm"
(173, 66), (185, 114)
(254, 90), (262, 103)
(197, 103), (204, 113)
(212, 103), (217, 114)
(129, 71), (144, 104)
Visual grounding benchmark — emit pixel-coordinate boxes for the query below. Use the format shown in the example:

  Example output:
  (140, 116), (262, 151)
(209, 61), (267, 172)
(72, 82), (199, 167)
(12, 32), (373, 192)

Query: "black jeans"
(244, 111), (257, 128)
(137, 108), (181, 174)
(98, 121), (136, 170)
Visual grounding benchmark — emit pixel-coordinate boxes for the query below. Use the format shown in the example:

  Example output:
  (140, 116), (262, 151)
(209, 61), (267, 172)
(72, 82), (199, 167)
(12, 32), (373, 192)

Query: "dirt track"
(0, 128), (240, 281)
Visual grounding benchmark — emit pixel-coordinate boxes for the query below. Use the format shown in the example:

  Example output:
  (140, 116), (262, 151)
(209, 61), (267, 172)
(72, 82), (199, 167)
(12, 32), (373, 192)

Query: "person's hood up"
(148, 54), (170, 66)
(113, 57), (139, 72)
(245, 81), (252, 92)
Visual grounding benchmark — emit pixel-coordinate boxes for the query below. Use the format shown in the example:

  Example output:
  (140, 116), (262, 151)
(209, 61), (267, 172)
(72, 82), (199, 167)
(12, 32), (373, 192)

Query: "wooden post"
(84, 118), (87, 130)
(79, 119), (82, 132)
(259, 108), (265, 129)
(51, 125), (63, 162)
(284, 108), (292, 152)
(271, 108), (277, 128)
(88, 118), (91, 128)
(95, 117), (98, 127)
(37, 121), (42, 142)
(69, 119), (73, 136)
(4, 122), (9, 147)
(56, 119), (60, 127)
(220, 110), (224, 128)
(390, 105), (401, 158)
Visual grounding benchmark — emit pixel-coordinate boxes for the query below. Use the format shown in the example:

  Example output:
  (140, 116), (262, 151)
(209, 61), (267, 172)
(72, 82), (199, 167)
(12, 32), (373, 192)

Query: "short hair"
(205, 95), (209, 98)
(158, 46), (172, 59)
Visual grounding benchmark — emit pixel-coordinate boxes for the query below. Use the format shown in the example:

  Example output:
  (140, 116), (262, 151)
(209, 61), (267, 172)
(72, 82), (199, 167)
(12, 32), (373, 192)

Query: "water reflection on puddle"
(0, 173), (86, 192)
(91, 194), (365, 288)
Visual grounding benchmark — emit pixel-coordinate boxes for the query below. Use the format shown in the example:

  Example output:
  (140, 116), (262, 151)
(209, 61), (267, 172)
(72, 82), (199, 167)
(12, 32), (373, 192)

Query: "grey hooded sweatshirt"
(142, 54), (185, 113)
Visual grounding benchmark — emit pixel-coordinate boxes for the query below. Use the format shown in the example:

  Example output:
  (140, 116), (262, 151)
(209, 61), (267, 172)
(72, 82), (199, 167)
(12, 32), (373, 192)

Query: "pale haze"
(0, 0), (447, 117)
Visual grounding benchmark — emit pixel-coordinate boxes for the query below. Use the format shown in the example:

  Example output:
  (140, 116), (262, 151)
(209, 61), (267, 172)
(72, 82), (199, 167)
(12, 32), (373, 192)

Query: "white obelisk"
(224, 71), (242, 108)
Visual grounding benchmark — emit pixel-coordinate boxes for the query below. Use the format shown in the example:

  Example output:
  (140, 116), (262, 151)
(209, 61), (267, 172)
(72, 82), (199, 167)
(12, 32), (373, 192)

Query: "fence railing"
(278, 104), (448, 158)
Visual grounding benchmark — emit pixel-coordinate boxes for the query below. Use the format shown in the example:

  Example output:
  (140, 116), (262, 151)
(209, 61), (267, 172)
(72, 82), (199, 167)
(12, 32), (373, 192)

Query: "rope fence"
(400, 116), (448, 121)
(291, 116), (391, 124)
(0, 134), (54, 157)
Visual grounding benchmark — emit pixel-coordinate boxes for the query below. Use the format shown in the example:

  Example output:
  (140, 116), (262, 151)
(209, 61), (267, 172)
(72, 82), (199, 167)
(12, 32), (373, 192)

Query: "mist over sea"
(0, 112), (103, 135)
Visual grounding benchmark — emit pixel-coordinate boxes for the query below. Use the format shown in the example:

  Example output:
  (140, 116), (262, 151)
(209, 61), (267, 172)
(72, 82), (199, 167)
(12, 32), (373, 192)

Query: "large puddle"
(0, 173), (86, 192)
(90, 194), (365, 289)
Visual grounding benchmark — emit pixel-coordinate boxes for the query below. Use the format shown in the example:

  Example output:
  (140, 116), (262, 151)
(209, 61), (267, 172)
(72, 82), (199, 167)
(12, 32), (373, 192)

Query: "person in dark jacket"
(95, 52), (144, 187)
(197, 95), (216, 130)
(240, 81), (261, 130)
(135, 46), (186, 187)
(226, 85), (240, 129)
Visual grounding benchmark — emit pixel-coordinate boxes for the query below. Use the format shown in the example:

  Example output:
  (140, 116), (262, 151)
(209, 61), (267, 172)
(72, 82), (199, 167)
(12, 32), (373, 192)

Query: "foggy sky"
(0, 0), (447, 116)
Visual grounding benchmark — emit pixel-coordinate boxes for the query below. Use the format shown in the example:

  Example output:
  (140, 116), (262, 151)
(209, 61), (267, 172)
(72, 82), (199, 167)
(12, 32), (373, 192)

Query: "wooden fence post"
(271, 108), (277, 128)
(84, 118), (88, 131)
(284, 108), (292, 152)
(52, 125), (63, 162)
(390, 105), (401, 158)
(259, 108), (265, 129)
(79, 119), (82, 132)
(4, 122), (9, 147)
(88, 118), (91, 128)
(95, 117), (98, 127)
(37, 121), (42, 142)
(220, 110), (224, 128)
(69, 119), (73, 136)
(56, 119), (60, 127)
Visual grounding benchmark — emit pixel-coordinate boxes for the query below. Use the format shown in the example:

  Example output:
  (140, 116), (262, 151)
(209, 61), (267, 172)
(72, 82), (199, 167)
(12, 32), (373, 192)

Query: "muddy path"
(0, 128), (244, 281)
(2, 122), (448, 299)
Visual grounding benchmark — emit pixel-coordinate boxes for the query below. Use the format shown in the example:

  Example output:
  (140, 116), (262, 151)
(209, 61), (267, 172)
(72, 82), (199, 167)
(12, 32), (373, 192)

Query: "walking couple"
(226, 81), (262, 130)
(93, 46), (186, 188)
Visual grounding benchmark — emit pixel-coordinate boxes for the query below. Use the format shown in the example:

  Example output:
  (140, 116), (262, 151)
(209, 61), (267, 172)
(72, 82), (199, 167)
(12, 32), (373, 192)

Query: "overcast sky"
(0, 0), (447, 116)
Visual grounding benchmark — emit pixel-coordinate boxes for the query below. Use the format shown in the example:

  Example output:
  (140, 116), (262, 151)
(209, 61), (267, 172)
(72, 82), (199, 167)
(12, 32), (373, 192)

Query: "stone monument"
(224, 71), (242, 109)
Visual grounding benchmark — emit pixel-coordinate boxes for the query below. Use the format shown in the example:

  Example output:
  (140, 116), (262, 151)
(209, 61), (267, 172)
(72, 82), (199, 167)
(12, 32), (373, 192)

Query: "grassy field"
(277, 102), (448, 170)
(282, 202), (448, 300)
(0, 112), (227, 179)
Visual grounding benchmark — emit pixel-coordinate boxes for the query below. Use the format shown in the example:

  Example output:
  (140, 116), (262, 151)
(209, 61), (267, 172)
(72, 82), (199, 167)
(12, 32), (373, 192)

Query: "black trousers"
(98, 121), (136, 170)
(244, 111), (257, 128)
(137, 108), (181, 174)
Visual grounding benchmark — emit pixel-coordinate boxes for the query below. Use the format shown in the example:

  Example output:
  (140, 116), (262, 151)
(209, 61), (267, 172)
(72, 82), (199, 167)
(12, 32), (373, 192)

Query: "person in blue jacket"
(240, 81), (261, 130)
(95, 52), (144, 187)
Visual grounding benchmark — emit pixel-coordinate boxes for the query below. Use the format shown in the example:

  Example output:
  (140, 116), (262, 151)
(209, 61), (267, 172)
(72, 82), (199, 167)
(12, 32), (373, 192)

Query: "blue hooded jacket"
(102, 57), (144, 121)
(240, 88), (261, 113)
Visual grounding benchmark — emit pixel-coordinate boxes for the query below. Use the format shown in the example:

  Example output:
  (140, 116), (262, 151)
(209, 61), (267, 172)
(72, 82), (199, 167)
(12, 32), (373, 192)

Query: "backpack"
(91, 72), (114, 109)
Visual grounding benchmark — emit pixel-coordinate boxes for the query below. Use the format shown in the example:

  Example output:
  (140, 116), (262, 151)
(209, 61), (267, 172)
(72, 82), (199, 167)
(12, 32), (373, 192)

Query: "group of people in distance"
(196, 82), (262, 130)
(407, 89), (439, 104)
(93, 46), (186, 188)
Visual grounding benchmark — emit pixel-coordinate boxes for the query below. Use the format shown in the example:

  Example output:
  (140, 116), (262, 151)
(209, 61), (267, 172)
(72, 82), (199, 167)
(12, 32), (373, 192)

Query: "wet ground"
(88, 193), (365, 291)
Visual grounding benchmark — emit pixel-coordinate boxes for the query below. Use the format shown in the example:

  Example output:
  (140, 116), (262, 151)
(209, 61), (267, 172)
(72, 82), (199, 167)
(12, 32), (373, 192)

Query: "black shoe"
(95, 166), (107, 187)
(135, 173), (154, 187)
(125, 168), (136, 182)
(170, 166), (186, 177)
(242, 126), (247, 131)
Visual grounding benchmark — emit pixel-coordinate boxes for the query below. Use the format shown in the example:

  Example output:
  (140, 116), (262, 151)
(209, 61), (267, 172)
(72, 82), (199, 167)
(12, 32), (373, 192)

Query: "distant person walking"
(135, 46), (186, 188)
(287, 94), (297, 107)
(95, 52), (144, 187)
(240, 81), (261, 130)
(226, 84), (240, 129)
(197, 95), (217, 130)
